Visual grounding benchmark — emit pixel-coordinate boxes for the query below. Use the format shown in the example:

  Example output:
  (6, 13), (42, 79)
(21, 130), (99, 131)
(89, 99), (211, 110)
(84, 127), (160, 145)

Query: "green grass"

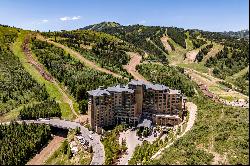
(59, 103), (76, 120)
(11, 31), (76, 120)
(208, 85), (248, 101)
(202, 42), (224, 63)
(185, 31), (194, 50)
(0, 101), (43, 122)
(149, 92), (249, 165)
(0, 107), (20, 122)
(167, 38), (188, 64)
(208, 86), (223, 93)
(218, 95), (234, 102)
(231, 66), (249, 78)
(178, 63), (209, 73)
(226, 66), (249, 84)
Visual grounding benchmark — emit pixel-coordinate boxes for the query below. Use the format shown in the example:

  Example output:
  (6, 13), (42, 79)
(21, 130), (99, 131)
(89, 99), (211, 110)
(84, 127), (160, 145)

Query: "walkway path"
(151, 102), (197, 160)
(36, 34), (124, 79)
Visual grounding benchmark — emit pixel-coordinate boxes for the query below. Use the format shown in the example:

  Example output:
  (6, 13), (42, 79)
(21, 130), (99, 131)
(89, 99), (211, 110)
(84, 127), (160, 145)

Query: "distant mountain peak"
(220, 29), (249, 39)
(80, 21), (121, 31)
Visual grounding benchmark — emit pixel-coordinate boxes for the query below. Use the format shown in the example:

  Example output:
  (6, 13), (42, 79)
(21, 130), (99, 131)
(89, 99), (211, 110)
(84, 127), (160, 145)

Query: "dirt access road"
(160, 34), (172, 52)
(23, 37), (54, 81)
(123, 52), (149, 82)
(151, 102), (197, 160)
(36, 34), (124, 79)
(26, 135), (65, 165)
(184, 67), (249, 100)
(185, 49), (200, 62)
(23, 35), (78, 118)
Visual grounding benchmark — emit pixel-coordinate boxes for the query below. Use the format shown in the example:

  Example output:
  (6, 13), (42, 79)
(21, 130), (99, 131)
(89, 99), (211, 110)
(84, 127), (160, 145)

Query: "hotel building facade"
(87, 80), (187, 131)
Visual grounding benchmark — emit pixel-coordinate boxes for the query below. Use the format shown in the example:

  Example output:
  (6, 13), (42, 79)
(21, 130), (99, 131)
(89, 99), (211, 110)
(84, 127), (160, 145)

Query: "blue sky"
(0, 0), (248, 32)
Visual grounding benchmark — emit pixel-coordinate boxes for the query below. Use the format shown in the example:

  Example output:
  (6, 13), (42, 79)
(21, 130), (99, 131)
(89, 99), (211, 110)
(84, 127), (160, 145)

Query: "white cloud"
(139, 20), (146, 24)
(60, 16), (81, 21)
(60, 16), (70, 21)
(72, 16), (81, 20)
(42, 19), (48, 23)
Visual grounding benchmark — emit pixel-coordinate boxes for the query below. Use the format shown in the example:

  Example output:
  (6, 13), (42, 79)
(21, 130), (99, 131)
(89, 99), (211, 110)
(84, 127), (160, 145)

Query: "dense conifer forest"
(0, 122), (52, 165)
(137, 63), (196, 97)
(0, 26), (54, 116)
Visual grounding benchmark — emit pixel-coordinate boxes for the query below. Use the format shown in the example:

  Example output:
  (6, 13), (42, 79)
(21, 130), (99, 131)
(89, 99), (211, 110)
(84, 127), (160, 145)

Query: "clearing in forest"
(202, 43), (224, 62)
(160, 35), (172, 52)
(123, 52), (149, 82)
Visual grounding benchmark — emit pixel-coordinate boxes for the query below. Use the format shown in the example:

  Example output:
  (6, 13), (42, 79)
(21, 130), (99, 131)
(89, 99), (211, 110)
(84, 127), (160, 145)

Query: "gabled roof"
(87, 88), (110, 97)
(128, 79), (169, 91)
(128, 79), (147, 86)
(107, 84), (134, 93)
(88, 80), (182, 97)
(147, 83), (168, 91)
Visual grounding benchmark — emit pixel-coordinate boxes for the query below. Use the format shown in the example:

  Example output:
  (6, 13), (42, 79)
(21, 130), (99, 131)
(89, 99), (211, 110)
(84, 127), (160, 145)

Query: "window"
(95, 98), (99, 105)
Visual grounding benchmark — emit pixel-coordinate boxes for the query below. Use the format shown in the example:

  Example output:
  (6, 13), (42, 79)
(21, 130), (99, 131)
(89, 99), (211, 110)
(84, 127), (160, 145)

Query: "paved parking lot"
(118, 128), (161, 165)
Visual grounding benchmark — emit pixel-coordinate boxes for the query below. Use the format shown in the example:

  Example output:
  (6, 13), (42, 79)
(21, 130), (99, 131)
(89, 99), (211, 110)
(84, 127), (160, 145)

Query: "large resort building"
(87, 80), (187, 131)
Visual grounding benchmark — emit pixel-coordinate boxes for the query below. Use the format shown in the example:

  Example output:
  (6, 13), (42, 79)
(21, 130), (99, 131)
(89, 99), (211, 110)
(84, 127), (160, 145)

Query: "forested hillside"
(0, 26), (58, 118)
(81, 21), (120, 31)
(42, 30), (134, 78)
(148, 95), (249, 165)
(20, 99), (61, 119)
(137, 63), (196, 97)
(166, 27), (187, 48)
(84, 23), (169, 63)
(0, 22), (249, 166)
(0, 122), (52, 165)
(31, 38), (127, 113)
(201, 31), (249, 95)
(195, 44), (213, 62)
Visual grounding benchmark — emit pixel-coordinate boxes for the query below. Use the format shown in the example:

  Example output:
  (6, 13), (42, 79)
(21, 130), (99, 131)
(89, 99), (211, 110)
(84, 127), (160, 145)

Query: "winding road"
(151, 102), (197, 160)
